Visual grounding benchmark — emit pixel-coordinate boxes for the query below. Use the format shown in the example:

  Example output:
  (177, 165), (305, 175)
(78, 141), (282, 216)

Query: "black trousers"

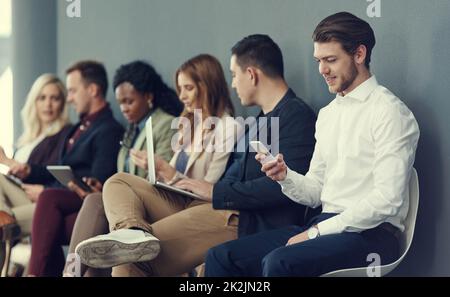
(205, 213), (399, 277)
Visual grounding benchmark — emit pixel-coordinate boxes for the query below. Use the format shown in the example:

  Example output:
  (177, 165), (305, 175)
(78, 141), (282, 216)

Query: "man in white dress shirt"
(204, 11), (420, 277)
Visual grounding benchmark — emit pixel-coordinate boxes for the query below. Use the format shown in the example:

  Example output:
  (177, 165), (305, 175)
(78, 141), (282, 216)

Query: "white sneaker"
(75, 229), (160, 268)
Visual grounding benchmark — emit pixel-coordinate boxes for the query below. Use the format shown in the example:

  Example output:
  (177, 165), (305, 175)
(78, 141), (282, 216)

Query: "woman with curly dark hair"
(113, 60), (183, 119)
(27, 60), (181, 277)
(72, 54), (242, 277)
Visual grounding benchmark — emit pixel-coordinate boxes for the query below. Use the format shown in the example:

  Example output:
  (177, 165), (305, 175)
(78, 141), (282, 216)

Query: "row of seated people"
(0, 12), (419, 277)
(0, 37), (314, 277)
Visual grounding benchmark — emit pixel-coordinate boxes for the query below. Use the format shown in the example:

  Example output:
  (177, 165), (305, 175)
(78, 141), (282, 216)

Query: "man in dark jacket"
(25, 60), (123, 276)
(178, 35), (318, 237)
(70, 35), (317, 277)
(13, 61), (123, 187)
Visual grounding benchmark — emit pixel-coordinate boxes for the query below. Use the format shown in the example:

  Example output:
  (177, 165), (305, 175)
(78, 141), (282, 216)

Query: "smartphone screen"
(250, 141), (276, 163)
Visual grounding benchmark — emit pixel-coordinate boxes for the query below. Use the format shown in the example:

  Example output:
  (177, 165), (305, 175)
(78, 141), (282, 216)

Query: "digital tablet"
(2, 174), (23, 188)
(46, 165), (92, 192)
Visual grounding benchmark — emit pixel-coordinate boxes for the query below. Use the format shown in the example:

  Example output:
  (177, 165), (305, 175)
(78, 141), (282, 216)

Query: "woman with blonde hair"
(16, 74), (70, 151)
(74, 54), (242, 277)
(0, 73), (72, 238)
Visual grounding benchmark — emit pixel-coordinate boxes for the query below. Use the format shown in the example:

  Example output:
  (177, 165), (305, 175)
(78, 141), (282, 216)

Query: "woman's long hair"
(17, 74), (69, 148)
(175, 54), (235, 145)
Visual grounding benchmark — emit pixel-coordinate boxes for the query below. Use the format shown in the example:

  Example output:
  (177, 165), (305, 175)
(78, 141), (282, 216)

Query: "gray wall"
(11, 0), (57, 138)
(13, 0), (450, 275)
(0, 39), (10, 74)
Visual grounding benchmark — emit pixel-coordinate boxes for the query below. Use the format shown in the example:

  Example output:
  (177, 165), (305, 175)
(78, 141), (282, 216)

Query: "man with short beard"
(205, 12), (420, 277)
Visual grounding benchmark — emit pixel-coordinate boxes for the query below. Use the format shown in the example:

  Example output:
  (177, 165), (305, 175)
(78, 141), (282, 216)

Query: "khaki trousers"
(0, 174), (35, 235)
(64, 193), (111, 277)
(102, 173), (238, 277)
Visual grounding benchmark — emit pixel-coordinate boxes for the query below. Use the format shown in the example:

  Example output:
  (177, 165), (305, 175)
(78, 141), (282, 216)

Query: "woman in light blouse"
(73, 54), (241, 277)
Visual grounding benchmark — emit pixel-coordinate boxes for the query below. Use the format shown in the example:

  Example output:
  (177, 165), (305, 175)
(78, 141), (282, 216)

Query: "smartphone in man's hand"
(250, 141), (276, 164)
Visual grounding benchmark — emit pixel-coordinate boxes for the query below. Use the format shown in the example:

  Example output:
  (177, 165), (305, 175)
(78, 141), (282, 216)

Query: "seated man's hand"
(255, 153), (287, 181)
(83, 177), (103, 192)
(67, 177), (102, 199)
(286, 230), (309, 246)
(174, 178), (213, 202)
(286, 225), (319, 246)
(21, 184), (44, 202)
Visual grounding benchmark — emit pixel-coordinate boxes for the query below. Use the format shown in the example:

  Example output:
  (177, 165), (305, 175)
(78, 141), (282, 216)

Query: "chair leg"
(1, 239), (11, 277)
(0, 224), (21, 277)
(0, 241), (5, 277)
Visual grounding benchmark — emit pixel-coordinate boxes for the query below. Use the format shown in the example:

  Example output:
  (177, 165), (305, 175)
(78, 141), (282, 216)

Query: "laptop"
(146, 117), (202, 200)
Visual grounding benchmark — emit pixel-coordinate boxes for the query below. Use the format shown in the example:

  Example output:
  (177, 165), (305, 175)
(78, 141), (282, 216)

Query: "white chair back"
(322, 168), (419, 277)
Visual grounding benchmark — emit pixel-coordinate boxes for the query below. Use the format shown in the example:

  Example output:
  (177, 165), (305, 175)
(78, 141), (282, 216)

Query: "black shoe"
(0, 224), (21, 242)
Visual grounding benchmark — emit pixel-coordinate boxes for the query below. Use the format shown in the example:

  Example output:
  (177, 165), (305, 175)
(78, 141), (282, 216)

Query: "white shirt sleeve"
(317, 100), (420, 236)
(278, 141), (326, 209)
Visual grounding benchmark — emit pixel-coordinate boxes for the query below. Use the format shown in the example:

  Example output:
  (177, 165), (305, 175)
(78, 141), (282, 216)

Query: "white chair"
(321, 168), (419, 277)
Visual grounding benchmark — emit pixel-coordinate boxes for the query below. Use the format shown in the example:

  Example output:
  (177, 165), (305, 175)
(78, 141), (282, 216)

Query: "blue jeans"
(205, 213), (399, 277)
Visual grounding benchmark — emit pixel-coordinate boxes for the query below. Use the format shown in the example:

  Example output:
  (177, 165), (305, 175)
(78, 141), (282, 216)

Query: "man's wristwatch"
(307, 226), (320, 239)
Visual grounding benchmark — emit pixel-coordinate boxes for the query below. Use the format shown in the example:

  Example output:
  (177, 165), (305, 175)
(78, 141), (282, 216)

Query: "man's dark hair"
(66, 60), (108, 98)
(231, 34), (284, 78)
(313, 12), (376, 69)
(113, 60), (183, 117)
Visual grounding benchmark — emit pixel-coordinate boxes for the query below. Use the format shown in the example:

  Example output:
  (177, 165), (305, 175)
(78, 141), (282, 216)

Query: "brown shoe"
(0, 211), (15, 227)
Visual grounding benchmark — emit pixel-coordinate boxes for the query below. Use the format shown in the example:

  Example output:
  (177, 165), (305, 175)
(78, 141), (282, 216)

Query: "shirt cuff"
(278, 167), (300, 189)
(317, 215), (345, 236)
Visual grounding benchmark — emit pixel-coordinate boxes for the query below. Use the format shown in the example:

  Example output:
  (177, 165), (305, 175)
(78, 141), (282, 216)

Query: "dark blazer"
(25, 105), (124, 186)
(212, 89), (317, 237)
(26, 124), (73, 169)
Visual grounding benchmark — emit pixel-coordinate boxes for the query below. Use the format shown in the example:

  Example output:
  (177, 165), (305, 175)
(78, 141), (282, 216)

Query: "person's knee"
(102, 173), (129, 201)
(103, 173), (158, 205)
(205, 243), (233, 276)
(103, 173), (128, 190)
(205, 247), (221, 276)
(205, 246), (221, 265)
(37, 189), (62, 207)
(262, 249), (296, 277)
(263, 247), (317, 277)
(82, 193), (104, 211)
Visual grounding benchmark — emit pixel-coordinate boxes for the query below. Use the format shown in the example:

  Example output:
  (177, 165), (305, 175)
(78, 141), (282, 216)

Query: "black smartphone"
(73, 176), (92, 193)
